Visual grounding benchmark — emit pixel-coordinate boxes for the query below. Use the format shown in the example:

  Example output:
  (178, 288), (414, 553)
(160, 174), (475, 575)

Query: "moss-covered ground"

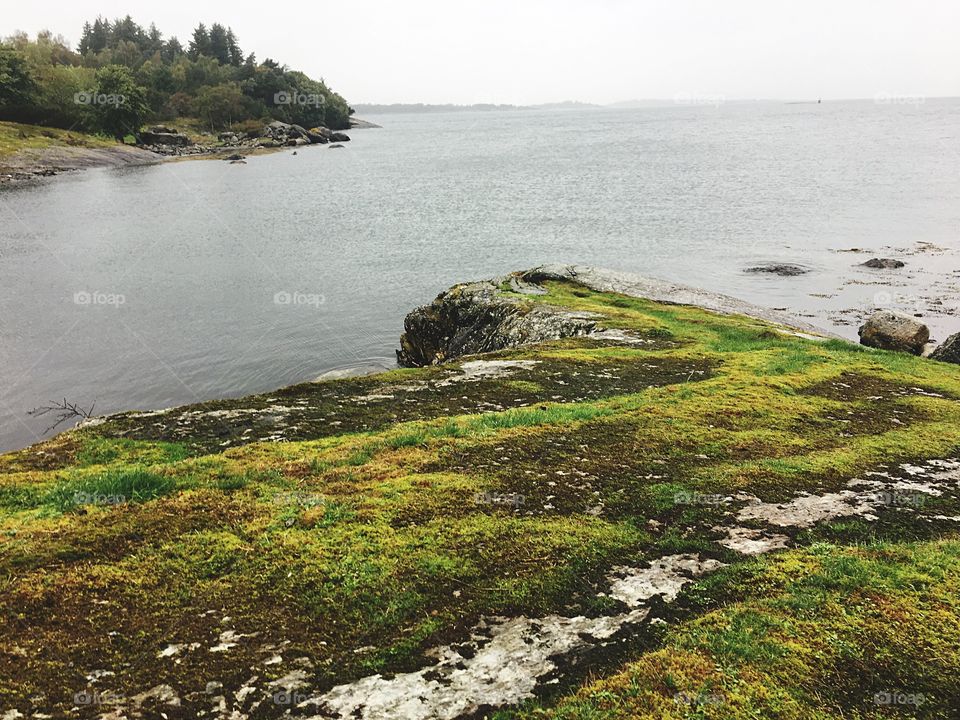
(2, 280), (959, 718)
(0, 121), (117, 160)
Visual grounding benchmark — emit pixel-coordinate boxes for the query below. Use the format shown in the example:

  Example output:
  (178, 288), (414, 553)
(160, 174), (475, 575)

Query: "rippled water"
(1, 99), (958, 452)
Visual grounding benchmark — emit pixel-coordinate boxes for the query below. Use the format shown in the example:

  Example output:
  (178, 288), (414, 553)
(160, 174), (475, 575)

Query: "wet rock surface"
(862, 257), (906, 269)
(931, 332), (960, 365)
(858, 309), (930, 354)
(744, 263), (810, 277)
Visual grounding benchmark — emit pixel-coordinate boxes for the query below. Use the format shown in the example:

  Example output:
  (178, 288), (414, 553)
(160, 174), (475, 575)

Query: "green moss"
(2, 279), (960, 717)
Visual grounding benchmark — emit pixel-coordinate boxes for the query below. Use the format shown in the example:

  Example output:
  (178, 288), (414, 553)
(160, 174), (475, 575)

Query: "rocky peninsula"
(1, 268), (959, 719)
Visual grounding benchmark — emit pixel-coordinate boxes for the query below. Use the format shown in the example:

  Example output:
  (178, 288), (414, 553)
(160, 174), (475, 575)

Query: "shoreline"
(0, 118), (373, 186)
(2, 265), (957, 456)
(2, 267), (846, 455)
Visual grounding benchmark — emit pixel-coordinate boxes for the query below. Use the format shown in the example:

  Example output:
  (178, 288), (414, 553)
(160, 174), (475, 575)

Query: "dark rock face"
(744, 264), (809, 277)
(863, 258), (906, 269)
(931, 333), (960, 364)
(396, 280), (601, 367)
(858, 310), (930, 354)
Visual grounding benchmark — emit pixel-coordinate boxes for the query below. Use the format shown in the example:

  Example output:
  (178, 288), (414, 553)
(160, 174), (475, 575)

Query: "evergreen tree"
(208, 24), (230, 65)
(188, 24), (210, 60)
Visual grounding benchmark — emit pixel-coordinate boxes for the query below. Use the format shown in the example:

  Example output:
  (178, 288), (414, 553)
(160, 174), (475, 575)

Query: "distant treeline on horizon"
(353, 101), (601, 114)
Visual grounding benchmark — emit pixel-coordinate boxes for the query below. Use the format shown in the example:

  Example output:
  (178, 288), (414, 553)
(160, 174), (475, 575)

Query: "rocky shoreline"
(0, 118), (372, 185)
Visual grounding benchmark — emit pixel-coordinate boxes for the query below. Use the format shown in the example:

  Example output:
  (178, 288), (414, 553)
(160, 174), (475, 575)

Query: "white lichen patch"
(301, 553), (723, 720)
(740, 458), (960, 528)
(210, 629), (256, 653)
(737, 490), (880, 528)
(304, 610), (648, 720)
(606, 554), (725, 605)
(716, 527), (790, 555)
(436, 360), (541, 386)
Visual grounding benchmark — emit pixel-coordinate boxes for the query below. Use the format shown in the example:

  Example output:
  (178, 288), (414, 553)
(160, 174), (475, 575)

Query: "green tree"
(188, 24), (210, 59)
(0, 48), (37, 109)
(193, 82), (244, 130)
(92, 64), (149, 139)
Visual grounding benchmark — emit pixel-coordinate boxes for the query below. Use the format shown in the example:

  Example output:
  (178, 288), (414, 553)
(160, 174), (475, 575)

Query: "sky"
(4, 0), (959, 105)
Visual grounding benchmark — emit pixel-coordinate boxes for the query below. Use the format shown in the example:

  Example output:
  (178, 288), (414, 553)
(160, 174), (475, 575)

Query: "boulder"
(744, 263), (808, 277)
(930, 333), (960, 364)
(396, 277), (601, 367)
(862, 258), (905, 269)
(139, 129), (191, 147)
(328, 132), (351, 143)
(858, 310), (929, 354)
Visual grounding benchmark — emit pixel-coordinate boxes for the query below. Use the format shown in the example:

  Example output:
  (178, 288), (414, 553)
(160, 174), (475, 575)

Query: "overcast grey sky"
(5, 0), (959, 105)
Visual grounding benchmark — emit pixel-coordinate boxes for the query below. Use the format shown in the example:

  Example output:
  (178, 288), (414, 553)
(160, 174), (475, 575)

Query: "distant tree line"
(0, 17), (352, 139)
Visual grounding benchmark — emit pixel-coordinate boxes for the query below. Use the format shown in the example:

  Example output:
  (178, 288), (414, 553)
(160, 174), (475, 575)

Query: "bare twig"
(28, 398), (97, 433)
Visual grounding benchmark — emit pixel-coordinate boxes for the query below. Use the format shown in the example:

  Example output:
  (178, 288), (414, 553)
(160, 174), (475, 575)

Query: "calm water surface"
(1, 100), (958, 451)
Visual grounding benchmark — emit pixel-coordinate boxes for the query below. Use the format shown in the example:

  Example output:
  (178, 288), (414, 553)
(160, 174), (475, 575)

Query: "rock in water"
(744, 264), (809, 277)
(931, 333), (960, 364)
(862, 258), (906, 269)
(858, 310), (929, 354)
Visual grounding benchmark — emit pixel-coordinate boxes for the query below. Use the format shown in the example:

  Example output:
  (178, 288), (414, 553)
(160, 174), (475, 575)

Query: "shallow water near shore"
(0, 99), (958, 452)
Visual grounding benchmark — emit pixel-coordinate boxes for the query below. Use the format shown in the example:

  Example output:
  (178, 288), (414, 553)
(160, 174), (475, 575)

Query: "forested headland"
(0, 17), (352, 140)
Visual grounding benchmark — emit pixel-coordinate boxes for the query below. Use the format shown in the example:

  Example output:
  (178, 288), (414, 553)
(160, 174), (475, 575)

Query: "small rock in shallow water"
(744, 263), (809, 277)
(862, 258), (905, 269)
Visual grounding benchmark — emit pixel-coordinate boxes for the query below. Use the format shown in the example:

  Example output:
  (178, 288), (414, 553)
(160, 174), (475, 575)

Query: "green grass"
(0, 120), (116, 159)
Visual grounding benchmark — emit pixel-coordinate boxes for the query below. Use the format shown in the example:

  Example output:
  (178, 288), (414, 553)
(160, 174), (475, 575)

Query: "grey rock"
(744, 263), (809, 277)
(858, 310), (929, 354)
(930, 333), (960, 364)
(396, 279), (601, 367)
(862, 258), (905, 269)
(396, 266), (841, 367)
(139, 130), (191, 147)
